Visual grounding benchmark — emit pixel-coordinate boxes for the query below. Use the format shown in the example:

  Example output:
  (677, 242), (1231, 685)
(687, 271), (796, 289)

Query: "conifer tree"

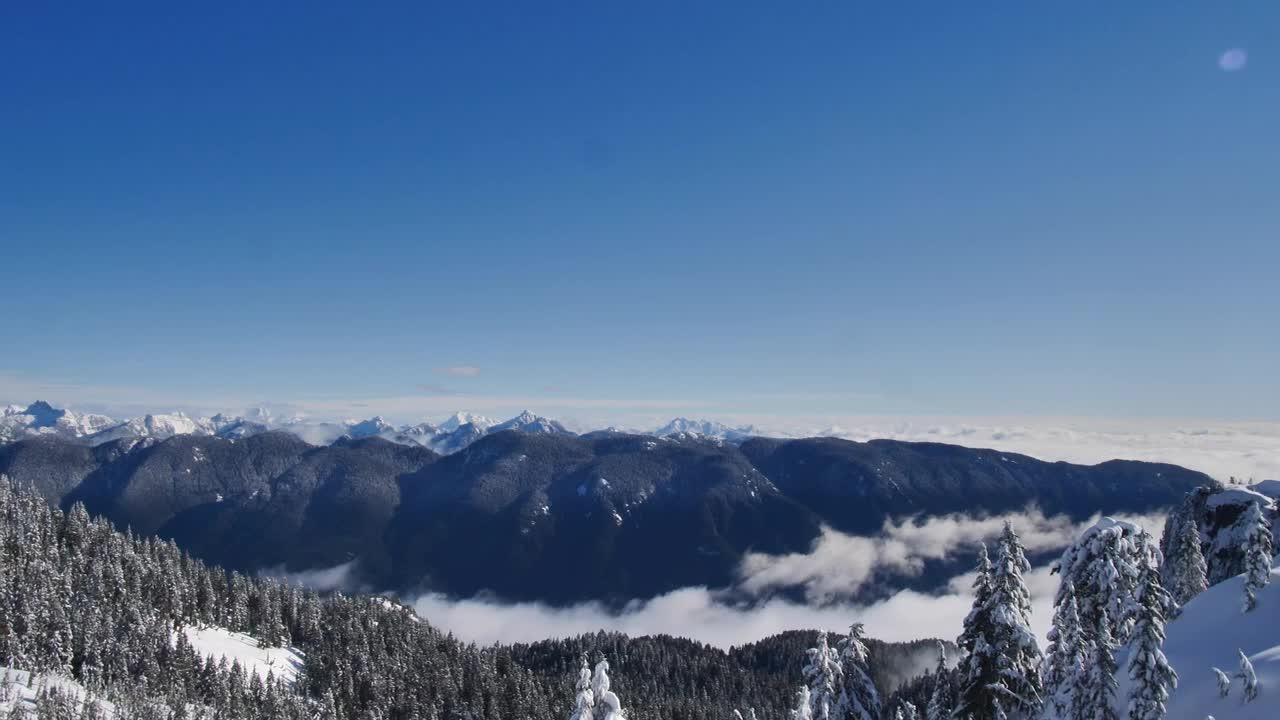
(1074, 609), (1118, 720)
(1236, 650), (1257, 702)
(1211, 667), (1230, 698)
(925, 641), (951, 720)
(835, 623), (880, 720)
(803, 634), (842, 720)
(1125, 565), (1177, 720)
(791, 687), (814, 720)
(953, 545), (995, 718)
(569, 656), (595, 720)
(1240, 501), (1273, 613)
(955, 525), (1042, 718)
(590, 658), (623, 720)
(1162, 516), (1207, 615)
(1043, 580), (1084, 718)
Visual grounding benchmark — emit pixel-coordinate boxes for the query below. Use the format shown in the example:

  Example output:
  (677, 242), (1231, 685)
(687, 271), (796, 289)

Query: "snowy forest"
(1, 474), (1276, 719)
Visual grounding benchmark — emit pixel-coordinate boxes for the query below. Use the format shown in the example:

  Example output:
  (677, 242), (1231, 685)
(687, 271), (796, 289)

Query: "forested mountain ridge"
(0, 476), (945, 719)
(0, 430), (1209, 603)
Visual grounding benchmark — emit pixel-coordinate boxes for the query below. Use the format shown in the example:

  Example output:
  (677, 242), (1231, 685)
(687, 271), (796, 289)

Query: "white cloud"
(436, 366), (482, 378)
(405, 563), (1065, 650)
(1219, 48), (1248, 72)
(260, 561), (365, 593)
(723, 415), (1280, 483)
(391, 510), (1166, 650)
(737, 508), (1166, 602)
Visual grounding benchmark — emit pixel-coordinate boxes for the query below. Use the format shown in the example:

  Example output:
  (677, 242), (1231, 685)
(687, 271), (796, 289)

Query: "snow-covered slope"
(1, 666), (118, 716)
(1115, 560), (1280, 719)
(183, 626), (304, 685)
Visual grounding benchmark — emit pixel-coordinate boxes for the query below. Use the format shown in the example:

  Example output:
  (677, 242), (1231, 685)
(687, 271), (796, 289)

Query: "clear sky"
(3, 2), (1277, 425)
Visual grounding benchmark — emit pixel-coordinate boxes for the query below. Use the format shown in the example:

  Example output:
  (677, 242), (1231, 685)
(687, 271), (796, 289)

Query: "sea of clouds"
(273, 508), (1165, 649)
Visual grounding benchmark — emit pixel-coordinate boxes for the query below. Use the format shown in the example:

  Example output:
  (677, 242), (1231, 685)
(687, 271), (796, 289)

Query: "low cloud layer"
(738, 509), (1166, 602)
(389, 510), (1163, 649)
(407, 565), (1062, 650)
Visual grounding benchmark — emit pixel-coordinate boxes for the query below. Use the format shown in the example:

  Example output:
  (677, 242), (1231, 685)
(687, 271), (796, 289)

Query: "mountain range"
(0, 423), (1212, 605)
(1, 401), (740, 454)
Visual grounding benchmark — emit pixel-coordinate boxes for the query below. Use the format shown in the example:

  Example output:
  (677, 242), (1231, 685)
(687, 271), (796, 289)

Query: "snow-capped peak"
(439, 411), (498, 433)
(491, 411), (570, 436)
(653, 417), (758, 442)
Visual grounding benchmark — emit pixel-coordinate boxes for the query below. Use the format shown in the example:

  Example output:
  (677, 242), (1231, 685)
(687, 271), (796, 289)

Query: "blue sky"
(3, 2), (1277, 425)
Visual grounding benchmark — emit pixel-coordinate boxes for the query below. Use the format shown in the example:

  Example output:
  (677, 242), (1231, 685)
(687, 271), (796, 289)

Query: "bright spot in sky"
(1218, 48), (1248, 72)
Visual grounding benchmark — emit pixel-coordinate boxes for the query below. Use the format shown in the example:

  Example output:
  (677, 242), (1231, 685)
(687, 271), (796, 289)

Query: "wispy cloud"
(436, 366), (482, 378)
(1219, 48), (1248, 72)
(737, 509), (1166, 602)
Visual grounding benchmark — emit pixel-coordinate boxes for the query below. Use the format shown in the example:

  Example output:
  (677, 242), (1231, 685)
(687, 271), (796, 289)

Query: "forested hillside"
(0, 476), (943, 719)
(0, 431), (1209, 604)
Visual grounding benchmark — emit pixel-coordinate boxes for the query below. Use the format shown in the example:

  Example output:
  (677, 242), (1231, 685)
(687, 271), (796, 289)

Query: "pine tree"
(835, 624), (880, 720)
(804, 634), (842, 720)
(1044, 580), (1085, 718)
(925, 641), (951, 720)
(1241, 502), (1273, 613)
(1236, 650), (1257, 702)
(791, 687), (814, 720)
(568, 656), (594, 720)
(1057, 519), (1162, 648)
(1162, 516), (1207, 615)
(953, 545), (996, 719)
(1211, 667), (1230, 698)
(1125, 565), (1177, 720)
(1074, 609), (1119, 720)
(590, 658), (623, 720)
(899, 700), (920, 720)
(955, 524), (1042, 718)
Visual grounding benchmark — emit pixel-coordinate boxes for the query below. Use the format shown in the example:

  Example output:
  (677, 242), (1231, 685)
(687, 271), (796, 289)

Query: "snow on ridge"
(1111, 560), (1280, 719)
(183, 625), (304, 686)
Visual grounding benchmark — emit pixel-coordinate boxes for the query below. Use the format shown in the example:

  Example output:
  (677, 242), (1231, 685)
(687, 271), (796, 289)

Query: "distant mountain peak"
(654, 417), (757, 442)
(439, 412), (497, 433)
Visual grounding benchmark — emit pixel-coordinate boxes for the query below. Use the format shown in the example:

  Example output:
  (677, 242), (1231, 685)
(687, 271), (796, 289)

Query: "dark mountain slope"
(386, 432), (819, 602)
(739, 437), (1208, 533)
(0, 431), (1210, 603)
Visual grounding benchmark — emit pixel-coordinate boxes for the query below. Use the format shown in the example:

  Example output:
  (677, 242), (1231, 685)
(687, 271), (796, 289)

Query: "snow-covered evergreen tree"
(791, 687), (814, 720)
(1211, 667), (1230, 698)
(1240, 501), (1273, 613)
(1074, 609), (1119, 720)
(955, 524), (1042, 718)
(925, 641), (951, 720)
(1125, 565), (1177, 720)
(1042, 580), (1084, 718)
(1056, 518), (1163, 648)
(569, 656), (595, 720)
(1236, 650), (1257, 702)
(899, 700), (920, 720)
(1162, 515), (1208, 615)
(835, 623), (880, 720)
(953, 545), (996, 719)
(803, 634), (843, 720)
(591, 658), (623, 720)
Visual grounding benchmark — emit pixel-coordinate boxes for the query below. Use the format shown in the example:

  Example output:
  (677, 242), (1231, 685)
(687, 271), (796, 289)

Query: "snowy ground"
(183, 625), (305, 685)
(0, 667), (116, 717)
(1114, 560), (1280, 719)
